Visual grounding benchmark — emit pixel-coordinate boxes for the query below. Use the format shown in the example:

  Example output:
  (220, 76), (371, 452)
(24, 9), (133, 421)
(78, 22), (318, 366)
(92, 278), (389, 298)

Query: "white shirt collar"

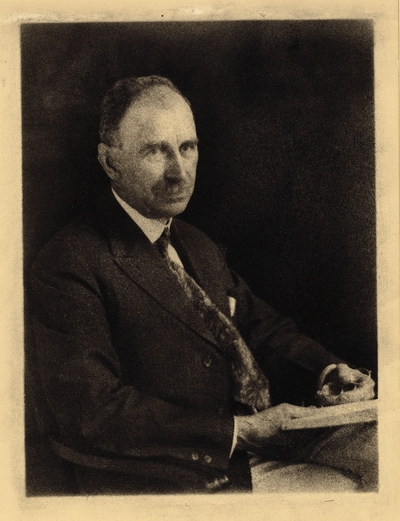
(112, 188), (171, 244)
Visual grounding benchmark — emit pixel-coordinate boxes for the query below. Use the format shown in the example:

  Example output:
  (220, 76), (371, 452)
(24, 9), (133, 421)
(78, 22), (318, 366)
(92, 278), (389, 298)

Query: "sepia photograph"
(0, 2), (398, 520)
(22, 20), (378, 496)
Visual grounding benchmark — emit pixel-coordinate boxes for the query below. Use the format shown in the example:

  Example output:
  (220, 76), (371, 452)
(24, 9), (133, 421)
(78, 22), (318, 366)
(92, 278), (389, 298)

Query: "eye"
(180, 142), (198, 158)
(145, 146), (164, 161)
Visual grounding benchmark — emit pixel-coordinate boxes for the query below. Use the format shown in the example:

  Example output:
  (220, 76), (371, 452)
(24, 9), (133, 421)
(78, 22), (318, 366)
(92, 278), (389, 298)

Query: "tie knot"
(155, 227), (171, 258)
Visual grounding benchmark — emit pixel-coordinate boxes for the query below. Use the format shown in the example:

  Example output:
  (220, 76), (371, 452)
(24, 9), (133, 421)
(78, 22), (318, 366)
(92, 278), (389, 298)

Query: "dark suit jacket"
(29, 189), (342, 494)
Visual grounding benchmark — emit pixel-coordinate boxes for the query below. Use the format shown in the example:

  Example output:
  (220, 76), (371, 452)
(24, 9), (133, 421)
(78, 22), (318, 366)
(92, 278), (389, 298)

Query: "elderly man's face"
(100, 87), (199, 221)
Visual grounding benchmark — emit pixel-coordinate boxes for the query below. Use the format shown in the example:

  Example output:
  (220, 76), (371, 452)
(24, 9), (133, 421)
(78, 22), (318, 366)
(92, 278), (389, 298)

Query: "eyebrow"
(139, 138), (199, 154)
(182, 138), (200, 146)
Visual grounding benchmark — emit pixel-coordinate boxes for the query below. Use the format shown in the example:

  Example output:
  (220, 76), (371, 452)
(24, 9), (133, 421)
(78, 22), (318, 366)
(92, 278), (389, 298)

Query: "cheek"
(186, 157), (198, 174)
(122, 162), (159, 190)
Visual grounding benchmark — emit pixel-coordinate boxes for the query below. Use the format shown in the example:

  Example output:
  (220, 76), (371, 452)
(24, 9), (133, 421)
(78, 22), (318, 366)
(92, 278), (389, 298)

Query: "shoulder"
(172, 218), (229, 275)
(172, 218), (223, 253)
(31, 210), (107, 279)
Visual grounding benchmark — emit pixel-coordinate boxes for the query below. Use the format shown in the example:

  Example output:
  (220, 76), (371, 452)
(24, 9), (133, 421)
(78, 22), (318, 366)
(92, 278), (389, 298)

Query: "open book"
(281, 400), (378, 430)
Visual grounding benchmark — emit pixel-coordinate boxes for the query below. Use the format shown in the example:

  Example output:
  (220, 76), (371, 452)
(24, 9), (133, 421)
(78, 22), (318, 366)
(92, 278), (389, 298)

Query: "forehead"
(118, 87), (196, 142)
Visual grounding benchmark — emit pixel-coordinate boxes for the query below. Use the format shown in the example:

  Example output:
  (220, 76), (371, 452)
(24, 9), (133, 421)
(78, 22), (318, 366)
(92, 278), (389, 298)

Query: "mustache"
(152, 178), (194, 196)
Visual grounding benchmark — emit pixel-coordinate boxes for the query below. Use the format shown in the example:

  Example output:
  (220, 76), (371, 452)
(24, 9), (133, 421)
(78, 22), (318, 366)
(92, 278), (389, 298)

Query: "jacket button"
(191, 452), (199, 461)
(203, 454), (212, 464)
(202, 355), (212, 368)
(217, 407), (225, 415)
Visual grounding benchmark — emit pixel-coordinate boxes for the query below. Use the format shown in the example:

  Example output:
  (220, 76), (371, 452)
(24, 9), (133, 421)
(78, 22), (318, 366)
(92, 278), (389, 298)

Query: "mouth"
(165, 194), (189, 205)
(157, 185), (192, 201)
(151, 179), (195, 207)
(166, 184), (188, 196)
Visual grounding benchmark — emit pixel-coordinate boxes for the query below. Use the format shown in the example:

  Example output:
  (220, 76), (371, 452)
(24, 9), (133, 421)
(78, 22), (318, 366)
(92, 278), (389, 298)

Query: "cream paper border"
(0, 1), (398, 520)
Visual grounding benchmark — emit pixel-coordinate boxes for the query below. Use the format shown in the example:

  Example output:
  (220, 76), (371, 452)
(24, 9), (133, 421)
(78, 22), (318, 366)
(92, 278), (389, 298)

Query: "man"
(29, 76), (377, 494)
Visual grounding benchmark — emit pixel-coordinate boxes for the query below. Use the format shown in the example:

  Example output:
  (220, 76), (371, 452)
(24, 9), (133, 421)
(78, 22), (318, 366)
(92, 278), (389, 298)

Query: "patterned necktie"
(155, 228), (271, 414)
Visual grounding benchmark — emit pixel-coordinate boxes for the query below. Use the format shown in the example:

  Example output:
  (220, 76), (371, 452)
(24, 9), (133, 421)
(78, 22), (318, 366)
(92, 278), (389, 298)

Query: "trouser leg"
(295, 421), (378, 491)
(254, 421), (378, 491)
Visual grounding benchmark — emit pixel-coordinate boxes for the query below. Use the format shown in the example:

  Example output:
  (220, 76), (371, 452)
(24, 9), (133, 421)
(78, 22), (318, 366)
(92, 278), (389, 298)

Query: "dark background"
(22, 21), (376, 494)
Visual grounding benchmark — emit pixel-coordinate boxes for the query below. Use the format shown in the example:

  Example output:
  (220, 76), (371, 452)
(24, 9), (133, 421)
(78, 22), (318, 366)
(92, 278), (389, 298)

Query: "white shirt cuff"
(229, 416), (238, 457)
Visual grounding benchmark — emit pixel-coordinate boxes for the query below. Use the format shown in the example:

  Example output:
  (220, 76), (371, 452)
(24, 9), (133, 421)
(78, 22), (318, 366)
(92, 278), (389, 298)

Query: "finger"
(318, 364), (337, 389)
(336, 363), (356, 384)
(354, 371), (374, 384)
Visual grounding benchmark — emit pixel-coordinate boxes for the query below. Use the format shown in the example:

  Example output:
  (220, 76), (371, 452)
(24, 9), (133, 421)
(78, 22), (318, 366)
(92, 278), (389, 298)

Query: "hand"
(235, 403), (317, 451)
(316, 363), (375, 406)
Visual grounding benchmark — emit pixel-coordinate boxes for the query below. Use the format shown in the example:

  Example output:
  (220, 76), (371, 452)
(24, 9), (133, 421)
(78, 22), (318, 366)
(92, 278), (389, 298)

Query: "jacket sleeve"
(226, 268), (344, 375)
(29, 250), (234, 472)
(177, 219), (344, 385)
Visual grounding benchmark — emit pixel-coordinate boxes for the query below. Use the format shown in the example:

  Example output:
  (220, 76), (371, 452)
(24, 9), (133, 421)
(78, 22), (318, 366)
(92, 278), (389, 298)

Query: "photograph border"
(0, 1), (398, 520)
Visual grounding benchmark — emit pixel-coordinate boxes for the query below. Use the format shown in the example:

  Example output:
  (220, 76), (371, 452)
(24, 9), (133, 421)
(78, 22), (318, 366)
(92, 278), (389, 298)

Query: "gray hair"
(99, 76), (190, 146)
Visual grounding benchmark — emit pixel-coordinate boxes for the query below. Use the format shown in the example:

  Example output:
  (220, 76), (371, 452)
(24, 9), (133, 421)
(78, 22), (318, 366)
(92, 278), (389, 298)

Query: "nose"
(164, 150), (186, 182)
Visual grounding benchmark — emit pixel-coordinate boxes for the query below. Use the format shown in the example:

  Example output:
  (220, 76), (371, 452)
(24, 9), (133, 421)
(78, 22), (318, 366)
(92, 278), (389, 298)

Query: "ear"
(98, 143), (121, 181)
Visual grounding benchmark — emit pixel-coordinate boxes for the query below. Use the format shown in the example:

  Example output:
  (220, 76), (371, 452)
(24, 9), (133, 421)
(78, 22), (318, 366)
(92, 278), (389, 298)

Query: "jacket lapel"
(95, 190), (221, 350)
